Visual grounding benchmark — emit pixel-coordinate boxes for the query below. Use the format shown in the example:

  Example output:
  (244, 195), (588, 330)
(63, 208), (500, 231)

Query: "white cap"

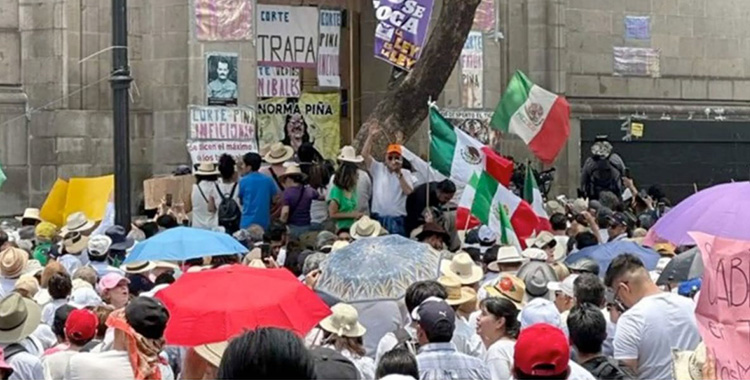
(88, 235), (112, 257)
(547, 274), (579, 298)
(478, 226), (497, 244)
(518, 298), (567, 334)
(69, 287), (102, 309)
(521, 248), (548, 262)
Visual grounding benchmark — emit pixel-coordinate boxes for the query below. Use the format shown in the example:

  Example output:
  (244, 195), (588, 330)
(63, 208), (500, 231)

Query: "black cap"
(608, 212), (629, 227)
(125, 297), (169, 339)
(413, 299), (455, 337)
(311, 347), (360, 380)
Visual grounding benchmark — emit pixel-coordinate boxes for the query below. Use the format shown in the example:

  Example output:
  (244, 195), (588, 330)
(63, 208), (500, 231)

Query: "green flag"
(0, 162), (6, 190)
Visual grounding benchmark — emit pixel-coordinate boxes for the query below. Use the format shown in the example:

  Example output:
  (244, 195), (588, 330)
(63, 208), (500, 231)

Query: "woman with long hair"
(328, 162), (362, 231)
(475, 297), (521, 380)
(297, 143), (333, 230)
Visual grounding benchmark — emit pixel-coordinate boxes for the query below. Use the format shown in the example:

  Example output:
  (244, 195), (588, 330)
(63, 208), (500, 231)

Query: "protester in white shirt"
(438, 276), (483, 358)
(40, 273), (72, 327)
(0, 293), (45, 380)
(604, 254), (700, 380)
(476, 297), (520, 380)
(42, 309), (98, 380)
(190, 162), (220, 230)
(361, 123), (415, 237)
(571, 273), (615, 356)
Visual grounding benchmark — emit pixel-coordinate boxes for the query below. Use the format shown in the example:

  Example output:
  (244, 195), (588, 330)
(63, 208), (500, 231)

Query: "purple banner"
(372, 0), (435, 71)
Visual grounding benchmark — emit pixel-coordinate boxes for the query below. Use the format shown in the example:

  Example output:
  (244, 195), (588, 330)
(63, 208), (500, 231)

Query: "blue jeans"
(373, 214), (406, 237)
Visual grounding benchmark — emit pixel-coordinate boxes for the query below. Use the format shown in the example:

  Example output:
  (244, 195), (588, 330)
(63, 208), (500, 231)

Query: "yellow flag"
(40, 179), (69, 227)
(63, 175), (114, 222)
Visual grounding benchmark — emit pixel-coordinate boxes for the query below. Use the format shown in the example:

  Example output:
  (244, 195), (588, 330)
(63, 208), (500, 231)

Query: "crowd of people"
(0, 128), (711, 380)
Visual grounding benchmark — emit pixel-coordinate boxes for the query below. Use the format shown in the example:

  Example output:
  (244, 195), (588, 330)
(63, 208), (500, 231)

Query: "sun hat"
(386, 144), (402, 156)
(246, 259), (266, 269)
(516, 261), (557, 298)
(195, 341), (228, 367)
(195, 162), (220, 176)
(545, 200), (566, 216)
(514, 323), (570, 377)
(16, 208), (41, 223)
(310, 346), (360, 380)
(350, 216), (387, 240)
(316, 231), (337, 252)
(567, 258), (600, 276)
(416, 223), (450, 244)
(72, 278), (93, 292)
(488, 246), (525, 272)
(13, 275), (39, 297)
(152, 261), (179, 271)
(331, 240), (350, 251)
(264, 142), (294, 164)
(1, 247), (29, 279)
(411, 298), (455, 337)
(521, 247), (548, 262)
(120, 261), (156, 274)
(65, 308), (98, 342)
(477, 225), (497, 245)
(105, 225), (135, 251)
(672, 341), (706, 380)
(547, 274), (579, 298)
(337, 146), (364, 163)
(87, 235), (112, 258)
(438, 276), (477, 306)
(441, 252), (483, 285)
(35, 222), (58, 240)
(526, 231), (556, 250)
(0, 293), (42, 344)
(98, 273), (130, 291)
(63, 232), (89, 254)
(278, 163), (307, 181)
(61, 212), (95, 234)
(319, 303), (367, 338)
(518, 298), (565, 332)
(124, 297), (170, 339)
(22, 259), (43, 277)
(69, 287), (103, 309)
(484, 274), (526, 310)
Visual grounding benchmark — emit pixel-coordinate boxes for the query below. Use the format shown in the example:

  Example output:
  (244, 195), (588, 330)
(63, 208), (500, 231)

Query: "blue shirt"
(238, 172), (278, 229)
(417, 342), (490, 380)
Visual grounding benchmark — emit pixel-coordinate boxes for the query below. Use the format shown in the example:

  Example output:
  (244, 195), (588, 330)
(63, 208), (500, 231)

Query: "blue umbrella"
(564, 241), (661, 277)
(123, 227), (248, 263)
(316, 235), (442, 303)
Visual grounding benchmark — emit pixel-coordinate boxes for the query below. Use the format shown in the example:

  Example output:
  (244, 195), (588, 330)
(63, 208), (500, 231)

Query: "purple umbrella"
(645, 182), (750, 245)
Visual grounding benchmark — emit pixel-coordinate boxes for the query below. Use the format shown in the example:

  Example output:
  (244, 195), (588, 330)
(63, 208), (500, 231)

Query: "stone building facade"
(1, 0), (750, 215)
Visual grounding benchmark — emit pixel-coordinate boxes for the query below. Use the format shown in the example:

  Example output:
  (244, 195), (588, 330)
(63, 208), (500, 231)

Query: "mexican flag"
(490, 71), (570, 164)
(0, 162), (6, 190)
(524, 165), (551, 231)
(430, 107), (513, 187)
(457, 171), (540, 246)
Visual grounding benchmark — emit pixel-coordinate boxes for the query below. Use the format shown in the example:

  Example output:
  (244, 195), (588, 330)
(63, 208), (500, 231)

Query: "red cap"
(514, 323), (570, 377)
(65, 309), (98, 342)
(386, 144), (402, 155)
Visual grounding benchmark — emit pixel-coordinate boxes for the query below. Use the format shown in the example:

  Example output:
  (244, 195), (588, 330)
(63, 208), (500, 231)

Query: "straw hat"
(441, 252), (483, 285)
(337, 146), (364, 163)
(672, 342), (706, 380)
(278, 164), (307, 181)
(61, 212), (95, 234)
(350, 216), (387, 240)
(35, 222), (57, 240)
(488, 246), (525, 272)
(484, 274), (526, 310)
(120, 261), (156, 274)
(0, 293), (41, 344)
(195, 162), (220, 176)
(22, 260), (44, 277)
(264, 142), (294, 164)
(152, 261), (180, 271)
(195, 341), (228, 367)
(246, 259), (266, 269)
(331, 240), (350, 251)
(521, 248), (548, 262)
(14, 275), (39, 297)
(15, 208), (41, 223)
(438, 276), (477, 306)
(0, 248), (29, 279)
(319, 303), (367, 338)
(63, 232), (89, 254)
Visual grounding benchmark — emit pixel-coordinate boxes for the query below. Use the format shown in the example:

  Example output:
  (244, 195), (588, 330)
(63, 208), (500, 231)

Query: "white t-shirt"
(5, 349), (43, 380)
(368, 161), (415, 217)
(41, 299), (68, 327)
(310, 184), (330, 224)
(325, 345), (376, 380)
(191, 181), (219, 229)
(483, 339), (514, 380)
(613, 292), (700, 380)
(42, 350), (77, 380)
(0, 277), (16, 298)
(64, 350), (174, 380)
(509, 361), (594, 380)
(453, 315), (484, 358)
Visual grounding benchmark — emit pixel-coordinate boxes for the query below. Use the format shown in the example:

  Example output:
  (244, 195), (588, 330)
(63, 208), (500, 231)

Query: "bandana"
(106, 309), (166, 380)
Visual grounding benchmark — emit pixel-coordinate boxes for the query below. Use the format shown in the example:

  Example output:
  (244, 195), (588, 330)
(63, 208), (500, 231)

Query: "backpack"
(589, 157), (621, 200)
(589, 357), (636, 380)
(4, 343), (26, 361)
(215, 183), (241, 233)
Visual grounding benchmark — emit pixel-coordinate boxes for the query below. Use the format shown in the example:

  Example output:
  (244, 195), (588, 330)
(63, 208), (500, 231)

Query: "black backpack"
(589, 157), (621, 199)
(4, 343), (26, 361)
(588, 357), (636, 380)
(215, 183), (241, 234)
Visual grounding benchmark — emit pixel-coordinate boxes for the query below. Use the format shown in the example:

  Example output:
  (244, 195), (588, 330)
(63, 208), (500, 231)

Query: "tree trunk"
(354, 0), (483, 152)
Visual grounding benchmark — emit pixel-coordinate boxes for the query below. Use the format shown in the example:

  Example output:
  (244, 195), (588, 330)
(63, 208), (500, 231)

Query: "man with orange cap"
(362, 122), (415, 237)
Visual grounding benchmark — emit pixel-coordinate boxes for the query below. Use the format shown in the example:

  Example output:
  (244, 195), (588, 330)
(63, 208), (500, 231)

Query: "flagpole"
(426, 99), (435, 220)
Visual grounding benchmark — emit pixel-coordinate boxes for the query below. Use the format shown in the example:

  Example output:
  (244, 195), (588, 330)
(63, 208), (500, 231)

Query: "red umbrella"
(155, 265), (331, 346)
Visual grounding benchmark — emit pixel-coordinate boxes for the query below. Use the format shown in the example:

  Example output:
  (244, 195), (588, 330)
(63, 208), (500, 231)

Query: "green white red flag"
(491, 71), (570, 164)
(524, 165), (551, 231)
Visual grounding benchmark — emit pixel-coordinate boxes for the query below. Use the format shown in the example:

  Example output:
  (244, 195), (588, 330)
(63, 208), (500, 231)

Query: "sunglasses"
(387, 155), (402, 162)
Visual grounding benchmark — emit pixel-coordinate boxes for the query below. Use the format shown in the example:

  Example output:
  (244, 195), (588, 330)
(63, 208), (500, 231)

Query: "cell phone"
(165, 194), (173, 207)
(260, 243), (271, 260)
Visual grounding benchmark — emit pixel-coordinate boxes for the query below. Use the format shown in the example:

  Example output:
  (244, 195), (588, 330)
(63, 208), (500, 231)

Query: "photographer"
(581, 136), (627, 200)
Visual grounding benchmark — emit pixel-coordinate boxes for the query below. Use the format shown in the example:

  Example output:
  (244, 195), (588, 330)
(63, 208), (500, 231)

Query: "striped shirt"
(417, 342), (491, 380)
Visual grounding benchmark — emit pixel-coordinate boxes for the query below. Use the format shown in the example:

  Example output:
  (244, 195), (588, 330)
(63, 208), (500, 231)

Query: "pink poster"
(473, 0), (495, 32)
(195, 0), (253, 41)
(692, 231), (750, 380)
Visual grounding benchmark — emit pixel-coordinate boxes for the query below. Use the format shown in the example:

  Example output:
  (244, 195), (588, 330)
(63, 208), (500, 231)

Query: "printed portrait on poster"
(206, 52), (239, 106)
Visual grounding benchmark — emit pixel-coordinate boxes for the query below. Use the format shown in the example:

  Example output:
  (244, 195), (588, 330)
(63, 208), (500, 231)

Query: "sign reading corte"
(256, 5), (319, 68)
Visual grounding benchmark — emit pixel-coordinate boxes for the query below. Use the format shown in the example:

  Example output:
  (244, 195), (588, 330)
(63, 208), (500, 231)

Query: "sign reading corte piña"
(256, 5), (319, 68)
(187, 105), (257, 164)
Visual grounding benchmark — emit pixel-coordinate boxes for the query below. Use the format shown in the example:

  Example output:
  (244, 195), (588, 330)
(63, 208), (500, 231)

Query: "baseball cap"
(87, 235), (112, 257)
(518, 298), (566, 333)
(69, 287), (102, 309)
(547, 274), (579, 298)
(65, 308), (98, 342)
(98, 273), (130, 291)
(125, 297), (170, 339)
(386, 144), (402, 156)
(411, 298), (455, 338)
(514, 323), (570, 377)
(608, 212), (629, 227)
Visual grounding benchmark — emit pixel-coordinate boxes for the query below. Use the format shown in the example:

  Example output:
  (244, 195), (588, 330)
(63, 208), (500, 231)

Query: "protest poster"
(187, 140), (258, 164)
(613, 47), (660, 77)
(443, 109), (495, 145)
(189, 106), (256, 140)
(693, 231), (750, 380)
(373, 0), (435, 71)
(257, 93), (341, 159)
(206, 52), (239, 106)
(40, 179), (69, 227)
(194, 0), (253, 41)
(473, 0), (496, 32)
(256, 5), (319, 68)
(318, 9), (342, 88)
(460, 32), (484, 109)
(257, 67), (301, 98)
(143, 175), (194, 212)
(64, 175), (114, 221)
(625, 16), (650, 40)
